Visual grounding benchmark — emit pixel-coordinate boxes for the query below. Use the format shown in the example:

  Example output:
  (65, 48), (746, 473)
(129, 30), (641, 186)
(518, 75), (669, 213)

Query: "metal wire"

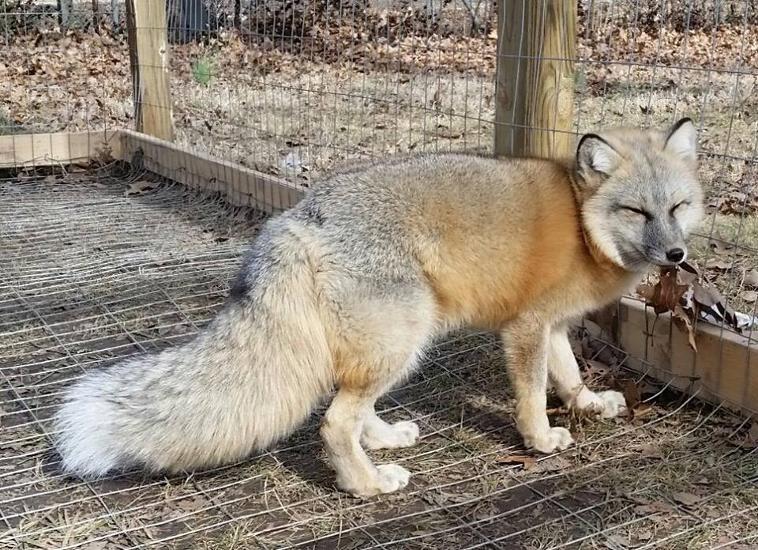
(0, 169), (756, 548)
(1, 1), (758, 548)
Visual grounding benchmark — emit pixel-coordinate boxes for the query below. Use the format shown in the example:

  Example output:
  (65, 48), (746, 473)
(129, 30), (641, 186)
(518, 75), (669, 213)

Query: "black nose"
(666, 248), (685, 263)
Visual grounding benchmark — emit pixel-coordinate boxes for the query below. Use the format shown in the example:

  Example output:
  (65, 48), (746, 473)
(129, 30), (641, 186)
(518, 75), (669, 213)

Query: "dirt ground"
(0, 171), (756, 549)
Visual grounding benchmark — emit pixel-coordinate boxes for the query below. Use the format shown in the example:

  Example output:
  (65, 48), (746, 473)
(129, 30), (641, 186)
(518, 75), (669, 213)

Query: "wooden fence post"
(126, 0), (174, 141)
(494, 0), (576, 159)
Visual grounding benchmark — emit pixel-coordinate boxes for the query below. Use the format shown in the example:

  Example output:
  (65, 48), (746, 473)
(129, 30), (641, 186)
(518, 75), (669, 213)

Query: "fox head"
(574, 118), (704, 272)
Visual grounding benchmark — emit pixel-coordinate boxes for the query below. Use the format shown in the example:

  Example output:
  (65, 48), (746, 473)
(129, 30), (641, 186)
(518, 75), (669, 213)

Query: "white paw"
(596, 390), (627, 418)
(342, 464), (411, 497)
(575, 389), (627, 418)
(524, 427), (574, 454)
(375, 464), (411, 493)
(361, 421), (420, 450)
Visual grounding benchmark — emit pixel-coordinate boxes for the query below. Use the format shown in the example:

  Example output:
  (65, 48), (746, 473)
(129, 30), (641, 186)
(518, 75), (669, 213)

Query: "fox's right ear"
(576, 134), (622, 183)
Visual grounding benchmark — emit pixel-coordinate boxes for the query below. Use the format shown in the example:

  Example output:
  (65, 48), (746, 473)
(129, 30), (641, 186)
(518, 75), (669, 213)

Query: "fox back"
(297, 118), (702, 329)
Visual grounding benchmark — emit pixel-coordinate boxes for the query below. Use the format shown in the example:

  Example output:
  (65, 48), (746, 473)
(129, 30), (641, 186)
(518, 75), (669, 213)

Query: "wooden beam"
(118, 130), (303, 214)
(126, 0), (174, 141)
(495, 0), (576, 159)
(0, 131), (121, 169)
(611, 297), (758, 415)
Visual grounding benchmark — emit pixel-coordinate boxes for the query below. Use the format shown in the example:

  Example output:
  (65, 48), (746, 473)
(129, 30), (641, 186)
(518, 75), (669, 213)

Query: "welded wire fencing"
(1, 1), (757, 548)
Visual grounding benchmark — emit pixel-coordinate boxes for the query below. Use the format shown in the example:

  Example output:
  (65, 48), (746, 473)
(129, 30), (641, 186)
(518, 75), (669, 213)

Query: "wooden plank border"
(0, 130), (121, 169)
(117, 129), (304, 214)
(0, 129), (303, 215)
(597, 297), (758, 415)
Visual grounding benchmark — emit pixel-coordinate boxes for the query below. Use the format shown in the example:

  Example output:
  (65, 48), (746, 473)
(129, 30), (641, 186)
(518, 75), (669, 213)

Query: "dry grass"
(0, 171), (756, 549)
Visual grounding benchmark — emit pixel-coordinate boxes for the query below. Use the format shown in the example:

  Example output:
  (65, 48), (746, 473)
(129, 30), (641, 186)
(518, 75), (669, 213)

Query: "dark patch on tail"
(229, 271), (250, 301)
(228, 227), (276, 303)
(292, 196), (324, 227)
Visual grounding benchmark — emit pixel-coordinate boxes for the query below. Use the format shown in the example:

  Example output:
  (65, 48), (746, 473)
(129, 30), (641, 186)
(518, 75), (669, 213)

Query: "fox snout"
(644, 245), (687, 267)
(640, 217), (689, 267)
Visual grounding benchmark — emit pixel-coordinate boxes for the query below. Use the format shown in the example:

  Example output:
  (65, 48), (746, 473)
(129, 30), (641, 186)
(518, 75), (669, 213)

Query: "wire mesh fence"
(1, 0), (758, 547)
(2, 1), (756, 339)
(1, 168), (756, 548)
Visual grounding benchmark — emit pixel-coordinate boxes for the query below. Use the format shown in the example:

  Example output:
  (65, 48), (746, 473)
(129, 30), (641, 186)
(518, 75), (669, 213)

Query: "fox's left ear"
(664, 118), (697, 162)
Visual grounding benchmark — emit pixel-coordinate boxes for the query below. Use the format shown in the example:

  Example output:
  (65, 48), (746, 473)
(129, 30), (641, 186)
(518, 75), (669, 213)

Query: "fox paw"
(341, 464), (411, 497)
(361, 420), (420, 450)
(375, 464), (411, 493)
(524, 427), (574, 454)
(575, 389), (627, 419)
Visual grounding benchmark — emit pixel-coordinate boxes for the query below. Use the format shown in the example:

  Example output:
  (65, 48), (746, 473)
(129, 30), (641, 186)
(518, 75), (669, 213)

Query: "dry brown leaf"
(631, 402), (655, 419)
(535, 455), (572, 473)
(743, 269), (758, 288)
(638, 268), (689, 315)
(673, 305), (698, 352)
(583, 359), (611, 379)
(497, 454), (537, 470)
(693, 282), (724, 308)
(617, 378), (642, 411)
(705, 257), (733, 271)
(677, 269), (698, 286)
(708, 240), (734, 256)
(605, 534), (631, 548)
(656, 269), (689, 313)
(672, 491), (702, 507)
(125, 181), (158, 196)
(733, 422), (758, 450)
(636, 283), (656, 301)
(633, 500), (674, 516)
(640, 443), (664, 459)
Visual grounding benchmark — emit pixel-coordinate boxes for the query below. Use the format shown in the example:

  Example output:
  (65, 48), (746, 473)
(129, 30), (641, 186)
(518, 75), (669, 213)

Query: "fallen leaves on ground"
(632, 499), (676, 516)
(671, 491), (703, 508)
(496, 454), (537, 470)
(125, 180), (159, 196)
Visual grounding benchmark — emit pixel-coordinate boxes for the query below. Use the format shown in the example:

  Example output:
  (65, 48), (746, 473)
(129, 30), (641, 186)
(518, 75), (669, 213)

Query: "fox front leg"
(548, 326), (627, 418)
(501, 317), (574, 454)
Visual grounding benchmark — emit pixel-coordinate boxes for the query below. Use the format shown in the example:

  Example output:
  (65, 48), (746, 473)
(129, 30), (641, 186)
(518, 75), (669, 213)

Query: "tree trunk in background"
(58, 0), (73, 29)
(234, 0), (241, 28)
(167, 0), (211, 43)
(91, 0), (100, 31)
(111, 0), (121, 27)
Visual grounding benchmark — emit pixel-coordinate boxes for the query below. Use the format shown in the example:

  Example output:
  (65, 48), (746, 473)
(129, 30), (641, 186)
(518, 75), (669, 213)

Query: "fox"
(54, 119), (703, 497)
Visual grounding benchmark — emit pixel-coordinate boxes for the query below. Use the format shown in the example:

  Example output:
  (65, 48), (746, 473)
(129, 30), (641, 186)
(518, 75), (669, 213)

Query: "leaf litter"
(636, 260), (749, 352)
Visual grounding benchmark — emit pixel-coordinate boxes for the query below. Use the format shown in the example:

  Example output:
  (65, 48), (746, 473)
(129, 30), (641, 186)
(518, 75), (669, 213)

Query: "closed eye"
(670, 200), (690, 216)
(618, 205), (653, 220)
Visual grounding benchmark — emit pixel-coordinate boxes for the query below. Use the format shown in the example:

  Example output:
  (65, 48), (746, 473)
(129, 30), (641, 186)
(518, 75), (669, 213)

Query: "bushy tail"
(54, 220), (334, 477)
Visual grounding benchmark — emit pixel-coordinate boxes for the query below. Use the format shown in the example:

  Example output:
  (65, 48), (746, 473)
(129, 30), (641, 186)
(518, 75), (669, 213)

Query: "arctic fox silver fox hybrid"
(55, 119), (704, 497)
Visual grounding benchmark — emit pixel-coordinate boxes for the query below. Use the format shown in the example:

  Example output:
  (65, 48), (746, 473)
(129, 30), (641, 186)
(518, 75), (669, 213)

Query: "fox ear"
(664, 118), (697, 162)
(576, 134), (621, 180)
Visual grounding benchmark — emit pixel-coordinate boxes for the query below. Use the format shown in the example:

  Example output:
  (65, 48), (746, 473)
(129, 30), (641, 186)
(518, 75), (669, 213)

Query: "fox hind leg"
(321, 347), (426, 497)
(321, 387), (415, 497)
(360, 409), (420, 450)
(548, 326), (626, 419)
(320, 288), (435, 497)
